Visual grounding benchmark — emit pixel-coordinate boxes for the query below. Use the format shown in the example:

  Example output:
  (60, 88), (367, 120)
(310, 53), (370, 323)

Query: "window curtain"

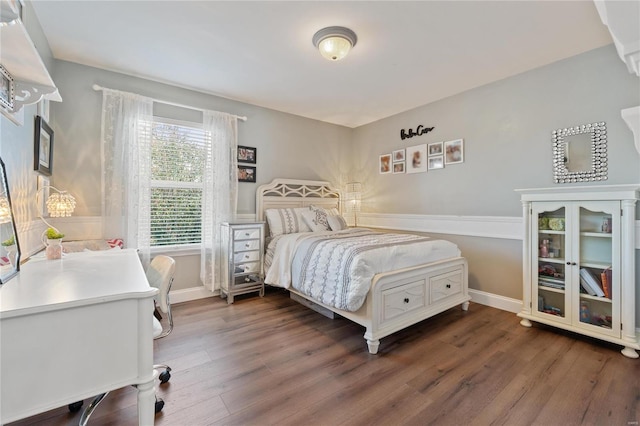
(201, 110), (238, 291)
(100, 89), (154, 267)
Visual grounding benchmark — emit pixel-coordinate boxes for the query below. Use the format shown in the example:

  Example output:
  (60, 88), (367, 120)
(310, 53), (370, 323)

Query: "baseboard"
(468, 288), (522, 314)
(170, 286), (216, 304)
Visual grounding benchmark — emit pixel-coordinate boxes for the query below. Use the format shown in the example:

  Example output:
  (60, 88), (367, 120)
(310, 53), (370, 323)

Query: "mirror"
(552, 122), (607, 183)
(0, 157), (21, 284)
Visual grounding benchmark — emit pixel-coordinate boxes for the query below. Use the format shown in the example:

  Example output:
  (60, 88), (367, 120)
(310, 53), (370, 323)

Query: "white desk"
(0, 249), (158, 425)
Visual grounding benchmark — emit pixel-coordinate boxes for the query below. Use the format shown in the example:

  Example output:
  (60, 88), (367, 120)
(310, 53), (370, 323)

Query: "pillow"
(301, 206), (331, 232)
(327, 214), (348, 231)
(265, 208), (312, 237)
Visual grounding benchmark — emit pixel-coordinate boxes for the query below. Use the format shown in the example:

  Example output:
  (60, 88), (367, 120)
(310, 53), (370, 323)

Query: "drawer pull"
(404, 298), (409, 303)
(245, 232), (250, 236)
(244, 254), (249, 259)
(446, 284), (451, 289)
(245, 243), (250, 248)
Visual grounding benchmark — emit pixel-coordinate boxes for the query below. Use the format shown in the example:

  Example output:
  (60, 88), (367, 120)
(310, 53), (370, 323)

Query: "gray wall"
(352, 45), (639, 217)
(352, 44), (640, 321)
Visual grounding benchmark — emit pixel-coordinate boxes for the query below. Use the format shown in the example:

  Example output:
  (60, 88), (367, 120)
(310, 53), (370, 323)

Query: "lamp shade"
(313, 26), (358, 61)
(46, 191), (76, 217)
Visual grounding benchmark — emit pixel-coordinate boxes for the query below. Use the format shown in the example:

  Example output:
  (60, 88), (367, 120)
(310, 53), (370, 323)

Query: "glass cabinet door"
(533, 203), (570, 324)
(575, 201), (620, 336)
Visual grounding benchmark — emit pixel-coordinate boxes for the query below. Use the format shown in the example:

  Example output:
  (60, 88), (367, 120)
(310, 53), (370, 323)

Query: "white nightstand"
(220, 222), (265, 304)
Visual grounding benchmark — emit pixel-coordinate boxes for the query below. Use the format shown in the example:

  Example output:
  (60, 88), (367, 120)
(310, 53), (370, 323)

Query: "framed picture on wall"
(34, 115), (54, 176)
(444, 139), (464, 164)
(428, 155), (444, 170)
(379, 154), (392, 174)
(238, 165), (256, 183)
(237, 145), (257, 164)
(0, 65), (15, 111)
(393, 162), (405, 174)
(428, 141), (443, 156)
(405, 144), (427, 174)
(392, 149), (405, 162)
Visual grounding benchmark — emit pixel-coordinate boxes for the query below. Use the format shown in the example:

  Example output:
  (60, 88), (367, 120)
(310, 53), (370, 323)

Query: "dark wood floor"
(11, 287), (640, 426)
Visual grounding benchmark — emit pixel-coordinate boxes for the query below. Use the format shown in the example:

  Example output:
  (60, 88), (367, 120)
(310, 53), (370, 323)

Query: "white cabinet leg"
(366, 339), (380, 354)
(520, 318), (532, 327)
(461, 301), (469, 311)
(137, 377), (156, 425)
(621, 347), (639, 359)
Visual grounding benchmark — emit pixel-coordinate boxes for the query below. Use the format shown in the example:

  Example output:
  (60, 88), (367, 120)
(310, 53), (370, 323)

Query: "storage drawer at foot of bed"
(430, 270), (463, 303)
(381, 281), (426, 323)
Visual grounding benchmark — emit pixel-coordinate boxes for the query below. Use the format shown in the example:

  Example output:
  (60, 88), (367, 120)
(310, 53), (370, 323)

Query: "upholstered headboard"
(256, 179), (342, 222)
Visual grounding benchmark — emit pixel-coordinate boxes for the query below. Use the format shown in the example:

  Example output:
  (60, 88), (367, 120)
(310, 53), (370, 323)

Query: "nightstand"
(220, 222), (265, 304)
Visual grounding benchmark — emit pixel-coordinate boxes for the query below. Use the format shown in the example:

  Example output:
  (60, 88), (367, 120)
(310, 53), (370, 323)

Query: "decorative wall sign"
(400, 125), (435, 140)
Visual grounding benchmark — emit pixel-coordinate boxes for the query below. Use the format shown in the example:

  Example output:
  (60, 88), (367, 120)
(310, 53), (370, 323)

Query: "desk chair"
(75, 255), (176, 425)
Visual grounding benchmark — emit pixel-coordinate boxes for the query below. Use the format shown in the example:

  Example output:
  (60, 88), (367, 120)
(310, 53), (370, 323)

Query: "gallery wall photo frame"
(238, 165), (256, 183)
(428, 141), (443, 157)
(392, 149), (405, 163)
(444, 139), (464, 165)
(237, 145), (257, 164)
(405, 144), (428, 174)
(34, 115), (54, 176)
(428, 155), (444, 170)
(0, 64), (15, 111)
(393, 162), (405, 174)
(379, 154), (392, 174)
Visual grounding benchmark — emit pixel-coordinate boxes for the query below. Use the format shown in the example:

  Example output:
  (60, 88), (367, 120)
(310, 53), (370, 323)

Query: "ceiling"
(31, 1), (613, 128)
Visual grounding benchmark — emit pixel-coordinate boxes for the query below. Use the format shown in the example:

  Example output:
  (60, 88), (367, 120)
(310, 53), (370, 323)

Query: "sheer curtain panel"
(201, 111), (238, 292)
(100, 89), (154, 266)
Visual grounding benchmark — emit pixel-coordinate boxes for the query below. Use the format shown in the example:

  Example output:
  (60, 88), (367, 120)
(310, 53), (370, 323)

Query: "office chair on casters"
(73, 255), (176, 425)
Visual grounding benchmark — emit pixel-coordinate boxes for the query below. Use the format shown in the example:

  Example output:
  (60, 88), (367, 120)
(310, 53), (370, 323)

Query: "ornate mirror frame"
(0, 157), (21, 284)
(552, 122), (607, 183)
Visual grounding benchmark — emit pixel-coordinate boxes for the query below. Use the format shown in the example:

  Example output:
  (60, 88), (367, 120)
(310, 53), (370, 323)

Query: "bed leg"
(461, 301), (469, 311)
(366, 339), (380, 354)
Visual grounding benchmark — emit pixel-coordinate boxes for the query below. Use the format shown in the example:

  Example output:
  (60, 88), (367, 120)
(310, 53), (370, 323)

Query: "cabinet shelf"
(538, 285), (565, 294)
(580, 293), (612, 304)
(580, 231), (612, 238)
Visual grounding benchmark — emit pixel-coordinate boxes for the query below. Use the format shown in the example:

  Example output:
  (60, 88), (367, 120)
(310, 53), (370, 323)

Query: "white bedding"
(264, 228), (461, 312)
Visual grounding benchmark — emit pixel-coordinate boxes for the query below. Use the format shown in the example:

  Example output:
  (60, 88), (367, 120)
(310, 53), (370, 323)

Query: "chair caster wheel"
(68, 401), (84, 412)
(159, 368), (171, 383)
(155, 397), (165, 413)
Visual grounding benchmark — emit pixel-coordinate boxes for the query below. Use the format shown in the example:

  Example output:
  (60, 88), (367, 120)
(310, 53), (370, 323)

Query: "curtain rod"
(92, 84), (247, 122)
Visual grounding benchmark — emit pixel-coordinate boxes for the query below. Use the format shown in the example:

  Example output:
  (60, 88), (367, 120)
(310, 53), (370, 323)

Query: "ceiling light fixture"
(312, 26), (357, 61)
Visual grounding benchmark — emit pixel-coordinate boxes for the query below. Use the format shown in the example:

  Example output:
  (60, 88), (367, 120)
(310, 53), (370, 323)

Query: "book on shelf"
(579, 268), (605, 297)
(600, 267), (612, 299)
(580, 278), (597, 296)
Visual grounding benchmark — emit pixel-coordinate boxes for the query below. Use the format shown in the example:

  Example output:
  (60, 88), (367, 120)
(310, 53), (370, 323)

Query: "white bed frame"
(256, 178), (470, 354)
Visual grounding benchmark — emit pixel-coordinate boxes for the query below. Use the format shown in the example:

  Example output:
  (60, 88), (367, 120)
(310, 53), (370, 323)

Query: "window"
(150, 119), (209, 247)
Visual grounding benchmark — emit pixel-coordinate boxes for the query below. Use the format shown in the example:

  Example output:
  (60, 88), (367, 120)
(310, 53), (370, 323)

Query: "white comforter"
(264, 228), (461, 312)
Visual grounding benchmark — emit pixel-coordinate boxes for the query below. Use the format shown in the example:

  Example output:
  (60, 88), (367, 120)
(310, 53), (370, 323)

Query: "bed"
(256, 178), (470, 354)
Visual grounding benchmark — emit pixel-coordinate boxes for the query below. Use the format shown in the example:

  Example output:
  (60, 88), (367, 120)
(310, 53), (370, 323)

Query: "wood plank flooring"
(10, 287), (640, 426)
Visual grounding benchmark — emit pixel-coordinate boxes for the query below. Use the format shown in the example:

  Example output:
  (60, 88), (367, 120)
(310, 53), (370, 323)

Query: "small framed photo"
(405, 144), (427, 174)
(237, 145), (257, 164)
(34, 115), (54, 176)
(428, 141), (443, 157)
(428, 155), (444, 170)
(392, 149), (405, 162)
(393, 162), (405, 174)
(444, 139), (464, 164)
(238, 165), (256, 183)
(379, 154), (392, 174)
(0, 65), (15, 111)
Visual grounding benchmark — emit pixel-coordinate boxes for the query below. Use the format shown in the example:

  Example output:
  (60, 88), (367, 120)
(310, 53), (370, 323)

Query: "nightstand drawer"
(234, 251), (260, 263)
(234, 239), (261, 252)
(234, 262), (261, 274)
(234, 228), (261, 240)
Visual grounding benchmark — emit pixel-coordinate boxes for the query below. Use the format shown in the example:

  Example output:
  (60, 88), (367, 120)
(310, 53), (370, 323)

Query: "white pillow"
(265, 208), (312, 237)
(327, 215), (348, 231)
(301, 206), (331, 232)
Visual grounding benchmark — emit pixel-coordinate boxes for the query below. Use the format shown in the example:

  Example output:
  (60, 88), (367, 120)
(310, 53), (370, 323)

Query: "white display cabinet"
(516, 185), (639, 358)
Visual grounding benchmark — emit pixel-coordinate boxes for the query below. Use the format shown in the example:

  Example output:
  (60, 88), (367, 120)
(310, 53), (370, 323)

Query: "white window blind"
(150, 119), (210, 247)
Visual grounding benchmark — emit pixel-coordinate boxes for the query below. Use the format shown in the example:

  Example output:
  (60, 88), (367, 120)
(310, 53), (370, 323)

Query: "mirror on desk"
(0, 157), (21, 284)
(552, 122), (607, 183)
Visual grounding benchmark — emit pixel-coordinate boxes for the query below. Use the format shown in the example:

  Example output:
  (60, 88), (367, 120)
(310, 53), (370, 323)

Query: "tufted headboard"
(256, 179), (342, 224)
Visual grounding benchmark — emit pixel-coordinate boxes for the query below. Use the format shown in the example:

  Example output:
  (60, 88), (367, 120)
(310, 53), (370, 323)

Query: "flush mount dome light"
(312, 26), (357, 61)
